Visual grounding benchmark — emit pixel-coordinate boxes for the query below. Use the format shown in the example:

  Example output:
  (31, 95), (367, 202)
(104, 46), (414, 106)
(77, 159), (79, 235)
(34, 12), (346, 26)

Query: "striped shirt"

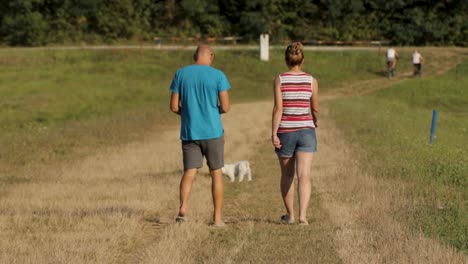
(278, 72), (315, 133)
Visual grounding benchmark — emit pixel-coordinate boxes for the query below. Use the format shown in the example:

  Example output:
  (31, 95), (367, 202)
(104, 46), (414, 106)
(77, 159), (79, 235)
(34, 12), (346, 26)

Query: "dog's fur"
(221, 160), (252, 182)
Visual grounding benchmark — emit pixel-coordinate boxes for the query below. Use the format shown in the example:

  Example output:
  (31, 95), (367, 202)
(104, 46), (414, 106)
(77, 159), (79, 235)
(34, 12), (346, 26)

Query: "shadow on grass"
(223, 216), (302, 226)
(136, 170), (183, 179)
(367, 69), (387, 77)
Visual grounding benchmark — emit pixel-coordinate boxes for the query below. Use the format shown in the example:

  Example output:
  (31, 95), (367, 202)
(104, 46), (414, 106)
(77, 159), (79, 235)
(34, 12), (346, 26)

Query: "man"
(386, 47), (399, 78)
(412, 49), (424, 77)
(169, 45), (230, 226)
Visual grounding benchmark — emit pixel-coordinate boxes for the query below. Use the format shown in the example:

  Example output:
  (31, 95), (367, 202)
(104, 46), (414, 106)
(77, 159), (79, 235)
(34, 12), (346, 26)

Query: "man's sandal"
(280, 215), (295, 224)
(175, 216), (188, 223)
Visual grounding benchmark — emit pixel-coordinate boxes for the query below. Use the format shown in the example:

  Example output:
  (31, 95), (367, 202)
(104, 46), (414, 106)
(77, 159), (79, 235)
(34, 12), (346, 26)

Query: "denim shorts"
(275, 129), (317, 158)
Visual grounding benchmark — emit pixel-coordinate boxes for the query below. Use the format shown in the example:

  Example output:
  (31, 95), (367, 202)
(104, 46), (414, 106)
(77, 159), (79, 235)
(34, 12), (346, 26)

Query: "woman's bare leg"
(295, 152), (314, 224)
(279, 156), (296, 222)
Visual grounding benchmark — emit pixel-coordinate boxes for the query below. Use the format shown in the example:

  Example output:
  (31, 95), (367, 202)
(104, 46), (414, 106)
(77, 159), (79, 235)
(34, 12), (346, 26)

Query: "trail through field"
(125, 48), (467, 263)
(124, 49), (466, 262)
(1, 49), (466, 263)
(130, 105), (466, 263)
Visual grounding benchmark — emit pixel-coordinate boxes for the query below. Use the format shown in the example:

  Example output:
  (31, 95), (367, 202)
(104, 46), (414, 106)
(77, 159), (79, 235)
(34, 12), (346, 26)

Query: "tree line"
(0, 0), (466, 46)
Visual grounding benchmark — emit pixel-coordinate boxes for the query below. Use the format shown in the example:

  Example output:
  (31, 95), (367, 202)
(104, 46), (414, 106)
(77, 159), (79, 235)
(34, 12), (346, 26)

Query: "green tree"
(180, 0), (226, 37)
(1, 1), (49, 46)
(93, 0), (136, 41)
(0, 0), (467, 46)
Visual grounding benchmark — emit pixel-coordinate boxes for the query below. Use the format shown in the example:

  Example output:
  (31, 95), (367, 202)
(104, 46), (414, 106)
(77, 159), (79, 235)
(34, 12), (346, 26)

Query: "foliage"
(0, 0), (467, 46)
(0, 1), (49, 46)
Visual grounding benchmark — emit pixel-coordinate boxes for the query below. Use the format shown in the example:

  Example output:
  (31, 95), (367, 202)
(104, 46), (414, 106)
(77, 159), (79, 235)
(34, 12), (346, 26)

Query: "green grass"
(0, 49), (383, 132)
(329, 61), (468, 252)
(0, 48), (381, 170)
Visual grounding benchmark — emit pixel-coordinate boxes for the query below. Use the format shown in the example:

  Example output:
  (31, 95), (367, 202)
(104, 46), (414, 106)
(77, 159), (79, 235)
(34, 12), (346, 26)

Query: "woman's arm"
(272, 76), (282, 148)
(310, 79), (320, 128)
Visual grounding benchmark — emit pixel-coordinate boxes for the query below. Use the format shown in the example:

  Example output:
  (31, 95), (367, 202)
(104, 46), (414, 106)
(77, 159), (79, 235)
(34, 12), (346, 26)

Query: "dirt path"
(132, 48), (466, 263)
(131, 98), (466, 263)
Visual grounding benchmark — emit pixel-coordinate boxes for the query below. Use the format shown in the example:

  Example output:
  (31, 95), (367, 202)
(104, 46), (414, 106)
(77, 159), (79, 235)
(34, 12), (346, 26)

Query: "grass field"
(0, 48), (384, 172)
(330, 59), (468, 252)
(0, 47), (466, 263)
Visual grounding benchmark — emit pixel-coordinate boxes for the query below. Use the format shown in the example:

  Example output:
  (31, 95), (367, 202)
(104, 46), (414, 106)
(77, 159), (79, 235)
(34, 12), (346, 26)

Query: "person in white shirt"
(386, 47), (399, 78)
(412, 49), (424, 77)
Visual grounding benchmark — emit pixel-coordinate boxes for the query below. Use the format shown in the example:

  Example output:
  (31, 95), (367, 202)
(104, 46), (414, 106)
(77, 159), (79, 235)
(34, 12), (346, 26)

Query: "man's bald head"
(193, 45), (214, 65)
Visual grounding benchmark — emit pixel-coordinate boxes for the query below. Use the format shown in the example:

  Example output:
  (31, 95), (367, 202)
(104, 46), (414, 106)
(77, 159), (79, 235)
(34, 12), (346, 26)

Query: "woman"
(271, 42), (319, 225)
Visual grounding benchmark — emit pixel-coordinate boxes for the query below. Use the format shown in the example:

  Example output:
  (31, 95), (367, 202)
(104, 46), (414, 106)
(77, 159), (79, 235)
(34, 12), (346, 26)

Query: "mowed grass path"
(0, 47), (466, 263)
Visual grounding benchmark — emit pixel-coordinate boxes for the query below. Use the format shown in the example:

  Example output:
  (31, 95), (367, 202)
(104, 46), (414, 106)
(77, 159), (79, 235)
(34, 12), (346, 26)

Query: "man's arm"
(218, 90), (230, 114)
(170, 92), (181, 115)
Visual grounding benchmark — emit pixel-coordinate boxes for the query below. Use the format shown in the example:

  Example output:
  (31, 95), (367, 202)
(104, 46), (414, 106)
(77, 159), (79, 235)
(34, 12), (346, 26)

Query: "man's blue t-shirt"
(170, 65), (231, 141)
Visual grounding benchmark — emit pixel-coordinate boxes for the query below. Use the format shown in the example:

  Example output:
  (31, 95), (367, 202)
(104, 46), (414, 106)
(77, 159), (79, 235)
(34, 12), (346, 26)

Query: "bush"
(1, 11), (48, 46)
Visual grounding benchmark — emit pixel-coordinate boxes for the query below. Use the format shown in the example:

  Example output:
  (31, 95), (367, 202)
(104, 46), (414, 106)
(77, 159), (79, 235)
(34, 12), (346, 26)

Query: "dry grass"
(2, 99), (466, 263)
(139, 102), (341, 264)
(0, 101), (342, 263)
(0, 129), (184, 263)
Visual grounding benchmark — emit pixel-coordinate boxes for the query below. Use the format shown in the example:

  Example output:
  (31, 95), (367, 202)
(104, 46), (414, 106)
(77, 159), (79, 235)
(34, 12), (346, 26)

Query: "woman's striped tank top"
(278, 72), (315, 133)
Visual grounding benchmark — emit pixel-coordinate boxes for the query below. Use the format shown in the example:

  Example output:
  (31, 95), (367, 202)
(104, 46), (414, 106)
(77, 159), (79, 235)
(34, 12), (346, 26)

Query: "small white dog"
(221, 160), (252, 182)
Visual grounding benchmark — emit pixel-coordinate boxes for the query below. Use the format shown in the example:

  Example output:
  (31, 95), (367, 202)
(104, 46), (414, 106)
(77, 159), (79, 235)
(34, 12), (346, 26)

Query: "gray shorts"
(182, 136), (224, 170)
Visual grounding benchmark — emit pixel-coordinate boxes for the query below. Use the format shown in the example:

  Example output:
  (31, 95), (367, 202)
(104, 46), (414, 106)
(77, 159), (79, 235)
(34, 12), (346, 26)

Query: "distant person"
(271, 42), (319, 225)
(386, 47), (399, 78)
(169, 45), (230, 227)
(412, 49), (424, 77)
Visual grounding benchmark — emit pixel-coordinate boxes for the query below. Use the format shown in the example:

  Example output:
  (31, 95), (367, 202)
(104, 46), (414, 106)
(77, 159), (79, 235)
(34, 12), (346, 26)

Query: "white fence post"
(260, 34), (269, 61)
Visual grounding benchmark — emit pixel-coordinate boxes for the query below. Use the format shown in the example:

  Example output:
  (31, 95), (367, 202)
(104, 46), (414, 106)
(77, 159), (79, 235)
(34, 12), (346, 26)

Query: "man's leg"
(178, 168), (197, 217)
(179, 140), (203, 219)
(204, 136), (225, 225)
(210, 168), (224, 225)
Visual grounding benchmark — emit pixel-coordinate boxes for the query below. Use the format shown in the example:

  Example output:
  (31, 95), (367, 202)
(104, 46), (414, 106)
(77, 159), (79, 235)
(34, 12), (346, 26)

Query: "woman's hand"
(272, 135), (282, 148)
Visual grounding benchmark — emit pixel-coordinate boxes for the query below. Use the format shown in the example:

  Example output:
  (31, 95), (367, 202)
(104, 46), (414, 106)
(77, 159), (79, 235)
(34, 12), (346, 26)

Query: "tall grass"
(329, 61), (468, 252)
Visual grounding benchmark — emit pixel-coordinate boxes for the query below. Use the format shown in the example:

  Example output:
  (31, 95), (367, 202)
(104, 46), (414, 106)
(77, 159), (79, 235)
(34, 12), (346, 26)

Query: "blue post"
(430, 110), (438, 144)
